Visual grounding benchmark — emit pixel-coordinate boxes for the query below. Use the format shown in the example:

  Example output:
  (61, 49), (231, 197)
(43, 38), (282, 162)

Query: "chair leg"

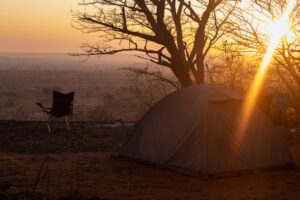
(65, 116), (71, 132)
(43, 112), (51, 133)
(47, 122), (51, 133)
(46, 117), (52, 133)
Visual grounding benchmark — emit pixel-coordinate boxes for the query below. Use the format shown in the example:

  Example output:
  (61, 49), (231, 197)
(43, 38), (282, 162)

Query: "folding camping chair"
(36, 90), (74, 132)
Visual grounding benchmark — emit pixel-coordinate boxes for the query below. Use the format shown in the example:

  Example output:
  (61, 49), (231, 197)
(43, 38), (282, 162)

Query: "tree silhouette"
(72, 0), (237, 87)
(229, 0), (300, 98)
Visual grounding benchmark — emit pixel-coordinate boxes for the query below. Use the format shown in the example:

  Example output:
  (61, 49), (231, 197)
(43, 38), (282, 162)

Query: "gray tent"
(120, 84), (294, 177)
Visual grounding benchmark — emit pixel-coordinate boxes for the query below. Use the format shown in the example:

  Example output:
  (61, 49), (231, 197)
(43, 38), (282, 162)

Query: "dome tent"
(119, 84), (294, 177)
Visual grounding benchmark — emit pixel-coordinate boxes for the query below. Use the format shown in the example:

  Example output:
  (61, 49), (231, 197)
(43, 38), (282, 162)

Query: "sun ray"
(236, 0), (297, 137)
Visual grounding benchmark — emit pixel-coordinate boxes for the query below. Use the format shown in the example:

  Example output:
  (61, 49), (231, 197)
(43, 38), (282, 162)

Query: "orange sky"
(0, 0), (97, 53)
(0, 0), (269, 54)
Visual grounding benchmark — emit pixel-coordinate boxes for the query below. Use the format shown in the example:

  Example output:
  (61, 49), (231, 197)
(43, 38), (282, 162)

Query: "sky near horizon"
(0, 0), (97, 53)
(0, 0), (268, 54)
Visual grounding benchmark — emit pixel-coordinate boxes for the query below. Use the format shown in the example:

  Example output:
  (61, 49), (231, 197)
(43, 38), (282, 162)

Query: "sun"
(267, 18), (290, 37)
(236, 0), (297, 138)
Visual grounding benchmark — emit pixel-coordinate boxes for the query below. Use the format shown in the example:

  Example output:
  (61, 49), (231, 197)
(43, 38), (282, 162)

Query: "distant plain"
(0, 53), (146, 121)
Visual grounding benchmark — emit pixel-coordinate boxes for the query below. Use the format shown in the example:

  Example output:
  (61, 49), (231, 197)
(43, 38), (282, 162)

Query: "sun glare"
(236, 0), (297, 137)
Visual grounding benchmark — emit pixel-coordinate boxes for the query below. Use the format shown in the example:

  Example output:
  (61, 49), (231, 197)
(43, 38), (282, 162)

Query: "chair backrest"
(51, 90), (74, 118)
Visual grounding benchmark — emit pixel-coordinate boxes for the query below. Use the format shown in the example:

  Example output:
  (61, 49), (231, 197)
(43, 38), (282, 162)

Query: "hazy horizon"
(0, 52), (153, 71)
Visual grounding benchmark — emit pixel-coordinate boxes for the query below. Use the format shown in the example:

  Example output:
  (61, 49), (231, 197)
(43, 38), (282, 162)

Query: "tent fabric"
(119, 84), (294, 176)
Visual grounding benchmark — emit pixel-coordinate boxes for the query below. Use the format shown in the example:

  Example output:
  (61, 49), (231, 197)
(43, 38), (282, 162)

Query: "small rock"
(90, 196), (101, 200)
(0, 193), (8, 200)
(0, 181), (10, 192)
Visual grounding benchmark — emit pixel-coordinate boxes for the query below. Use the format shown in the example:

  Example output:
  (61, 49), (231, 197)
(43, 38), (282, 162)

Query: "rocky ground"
(1, 121), (300, 200)
(0, 120), (131, 200)
(0, 120), (132, 154)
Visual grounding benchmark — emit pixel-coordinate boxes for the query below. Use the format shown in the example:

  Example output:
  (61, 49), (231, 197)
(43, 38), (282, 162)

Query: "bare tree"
(228, 0), (300, 98)
(72, 0), (237, 87)
(121, 66), (180, 89)
(206, 41), (256, 93)
(121, 66), (177, 119)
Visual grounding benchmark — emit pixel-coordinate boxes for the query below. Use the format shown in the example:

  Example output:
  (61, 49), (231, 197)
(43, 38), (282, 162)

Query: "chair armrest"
(36, 102), (51, 110)
(36, 102), (43, 108)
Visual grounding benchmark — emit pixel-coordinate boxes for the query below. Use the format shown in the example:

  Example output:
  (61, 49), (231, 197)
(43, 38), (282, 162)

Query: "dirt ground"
(1, 121), (300, 200)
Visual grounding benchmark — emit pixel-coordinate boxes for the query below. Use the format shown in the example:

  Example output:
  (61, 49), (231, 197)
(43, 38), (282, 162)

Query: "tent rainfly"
(119, 84), (295, 177)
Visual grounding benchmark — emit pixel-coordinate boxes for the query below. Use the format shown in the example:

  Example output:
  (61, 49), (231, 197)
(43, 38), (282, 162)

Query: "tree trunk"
(194, 58), (205, 84)
(173, 67), (193, 88)
(178, 71), (193, 87)
(170, 55), (194, 88)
